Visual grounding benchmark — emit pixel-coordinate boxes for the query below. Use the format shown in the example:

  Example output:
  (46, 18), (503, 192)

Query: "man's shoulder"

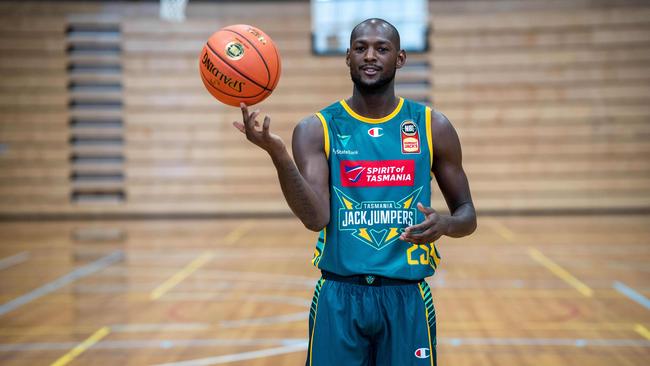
(429, 108), (453, 130)
(297, 114), (322, 127)
(401, 98), (433, 120)
(403, 99), (452, 130)
(296, 100), (341, 126)
(317, 100), (345, 117)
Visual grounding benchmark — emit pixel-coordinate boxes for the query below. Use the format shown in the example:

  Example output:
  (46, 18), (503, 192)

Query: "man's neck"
(347, 83), (399, 119)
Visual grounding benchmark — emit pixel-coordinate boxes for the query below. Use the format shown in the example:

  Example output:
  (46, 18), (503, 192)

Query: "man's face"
(346, 25), (404, 93)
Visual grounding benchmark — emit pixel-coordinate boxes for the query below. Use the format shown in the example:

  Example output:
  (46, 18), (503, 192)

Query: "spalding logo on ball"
(199, 24), (281, 106)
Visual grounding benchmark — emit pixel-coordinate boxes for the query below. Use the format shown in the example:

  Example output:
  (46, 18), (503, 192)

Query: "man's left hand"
(400, 203), (449, 243)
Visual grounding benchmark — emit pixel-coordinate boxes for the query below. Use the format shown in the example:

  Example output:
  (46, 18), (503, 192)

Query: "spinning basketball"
(199, 24), (280, 106)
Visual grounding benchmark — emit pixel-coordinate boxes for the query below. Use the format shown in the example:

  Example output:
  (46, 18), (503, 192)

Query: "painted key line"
(0, 251), (123, 317)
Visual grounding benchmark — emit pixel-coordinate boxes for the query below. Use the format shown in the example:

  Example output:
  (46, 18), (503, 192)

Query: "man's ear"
(396, 49), (406, 69)
(345, 48), (351, 67)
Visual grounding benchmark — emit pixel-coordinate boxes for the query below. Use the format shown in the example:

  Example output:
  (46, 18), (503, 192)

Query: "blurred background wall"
(0, 0), (649, 218)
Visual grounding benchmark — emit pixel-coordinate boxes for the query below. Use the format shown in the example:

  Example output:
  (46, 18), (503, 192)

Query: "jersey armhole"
(425, 107), (433, 171)
(315, 112), (330, 160)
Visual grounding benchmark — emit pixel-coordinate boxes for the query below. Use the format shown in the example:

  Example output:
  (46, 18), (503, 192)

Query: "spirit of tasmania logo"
(340, 160), (414, 187)
(334, 186), (422, 250)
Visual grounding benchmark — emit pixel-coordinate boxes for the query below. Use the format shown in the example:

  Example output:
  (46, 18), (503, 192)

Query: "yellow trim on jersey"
(309, 279), (326, 366)
(315, 113), (330, 159)
(418, 283), (435, 366)
(430, 243), (441, 268)
(339, 97), (404, 124)
(425, 107), (433, 170)
(311, 227), (327, 267)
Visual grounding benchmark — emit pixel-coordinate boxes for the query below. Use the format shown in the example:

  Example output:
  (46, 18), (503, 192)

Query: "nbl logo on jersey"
(341, 160), (415, 187)
(401, 120), (421, 154)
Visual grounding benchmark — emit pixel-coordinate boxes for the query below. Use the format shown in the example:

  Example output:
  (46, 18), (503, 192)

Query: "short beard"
(350, 69), (396, 94)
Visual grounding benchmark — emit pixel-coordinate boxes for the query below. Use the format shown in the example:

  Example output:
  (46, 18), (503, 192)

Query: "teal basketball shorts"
(306, 272), (437, 366)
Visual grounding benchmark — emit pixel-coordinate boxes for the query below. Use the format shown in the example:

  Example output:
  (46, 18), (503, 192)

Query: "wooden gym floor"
(0, 215), (649, 365)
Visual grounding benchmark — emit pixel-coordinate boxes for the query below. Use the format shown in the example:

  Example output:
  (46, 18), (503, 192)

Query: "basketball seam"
(199, 64), (267, 99)
(222, 28), (272, 89)
(205, 42), (273, 92)
(269, 39), (281, 90)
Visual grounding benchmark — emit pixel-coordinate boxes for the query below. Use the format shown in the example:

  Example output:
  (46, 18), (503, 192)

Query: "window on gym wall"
(311, 0), (429, 55)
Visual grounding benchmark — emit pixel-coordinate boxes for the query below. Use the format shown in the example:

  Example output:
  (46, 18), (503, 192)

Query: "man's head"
(346, 18), (406, 94)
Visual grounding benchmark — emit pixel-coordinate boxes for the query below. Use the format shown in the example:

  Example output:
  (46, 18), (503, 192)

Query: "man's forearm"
(269, 147), (329, 231)
(444, 202), (477, 238)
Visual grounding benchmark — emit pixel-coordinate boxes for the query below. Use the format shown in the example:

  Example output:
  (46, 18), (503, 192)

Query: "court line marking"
(484, 219), (516, 243)
(486, 219), (593, 298)
(0, 320), (641, 337)
(0, 251), (29, 271)
(443, 321), (640, 331)
(613, 281), (650, 310)
(150, 251), (215, 300)
(220, 311), (308, 328)
(0, 323), (211, 336)
(50, 326), (110, 366)
(528, 247), (593, 297)
(2, 337), (650, 352)
(223, 221), (253, 245)
(634, 324), (650, 340)
(153, 342), (308, 366)
(149, 221), (255, 300)
(0, 338), (304, 352)
(111, 323), (210, 333)
(0, 251), (123, 317)
(441, 337), (650, 347)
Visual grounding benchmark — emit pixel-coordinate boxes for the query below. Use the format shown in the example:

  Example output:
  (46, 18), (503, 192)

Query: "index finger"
(404, 219), (432, 234)
(240, 102), (249, 124)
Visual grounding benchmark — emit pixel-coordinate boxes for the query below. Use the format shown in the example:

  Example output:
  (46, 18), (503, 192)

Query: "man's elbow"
(467, 215), (477, 235)
(453, 203), (476, 237)
(303, 215), (329, 232)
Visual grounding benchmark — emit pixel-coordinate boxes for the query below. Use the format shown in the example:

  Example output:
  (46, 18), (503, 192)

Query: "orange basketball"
(199, 24), (281, 107)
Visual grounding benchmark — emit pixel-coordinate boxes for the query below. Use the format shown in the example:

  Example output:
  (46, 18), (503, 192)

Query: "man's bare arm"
(233, 104), (329, 231)
(401, 110), (476, 243)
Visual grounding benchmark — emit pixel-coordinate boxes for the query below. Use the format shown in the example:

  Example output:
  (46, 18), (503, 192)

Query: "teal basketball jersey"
(311, 97), (442, 281)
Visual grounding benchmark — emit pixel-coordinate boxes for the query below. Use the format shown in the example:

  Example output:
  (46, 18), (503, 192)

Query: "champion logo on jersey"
(367, 127), (384, 138)
(414, 348), (430, 359)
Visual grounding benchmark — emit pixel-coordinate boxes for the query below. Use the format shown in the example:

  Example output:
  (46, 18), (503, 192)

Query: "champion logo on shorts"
(414, 347), (430, 359)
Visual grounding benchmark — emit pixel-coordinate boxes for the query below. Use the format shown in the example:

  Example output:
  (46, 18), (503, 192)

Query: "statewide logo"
(340, 160), (414, 187)
(401, 120), (421, 154)
(337, 134), (351, 148)
(225, 41), (245, 60)
(334, 186), (422, 250)
(414, 348), (430, 359)
(367, 127), (383, 138)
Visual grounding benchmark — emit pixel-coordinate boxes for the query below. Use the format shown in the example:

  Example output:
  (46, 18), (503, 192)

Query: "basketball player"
(234, 18), (476, 366)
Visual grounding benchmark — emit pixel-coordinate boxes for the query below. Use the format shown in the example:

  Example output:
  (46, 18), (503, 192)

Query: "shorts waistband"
(321, 271), (422, 287)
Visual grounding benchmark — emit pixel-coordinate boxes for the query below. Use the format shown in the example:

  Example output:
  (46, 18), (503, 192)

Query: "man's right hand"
(233, 102), (285, 155)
